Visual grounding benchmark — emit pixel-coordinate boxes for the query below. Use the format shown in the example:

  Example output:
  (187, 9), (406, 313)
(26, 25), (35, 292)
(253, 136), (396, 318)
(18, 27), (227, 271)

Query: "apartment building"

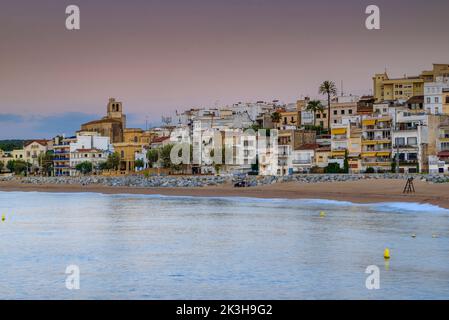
(429, 118), (449, 173)
(24, 140), (50, 169)
(373, 64), (449, 103)
(53, 136), (76, 176)
(69, 132), (112, 176)
(361, 116), (392, 172)
(424, 77), (449, 114)
(391, 112), (428, 173)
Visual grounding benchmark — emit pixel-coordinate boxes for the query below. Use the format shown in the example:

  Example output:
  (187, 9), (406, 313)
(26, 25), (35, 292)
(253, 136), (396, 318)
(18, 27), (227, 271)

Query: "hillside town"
(2, 63), (449, 177)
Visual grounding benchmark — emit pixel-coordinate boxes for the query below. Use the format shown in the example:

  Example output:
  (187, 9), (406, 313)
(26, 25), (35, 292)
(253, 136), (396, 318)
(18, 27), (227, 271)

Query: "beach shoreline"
(2, 179), (449, 209)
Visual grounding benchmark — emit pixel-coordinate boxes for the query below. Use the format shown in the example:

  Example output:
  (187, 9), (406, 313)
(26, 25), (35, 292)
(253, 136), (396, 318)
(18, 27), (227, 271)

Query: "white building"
(291, 146), (316, 173)
(424, 77), (449, 114)
(258, 130), (279, 176)
(391, 111), (428, 173)
(69, 132), (113, 176)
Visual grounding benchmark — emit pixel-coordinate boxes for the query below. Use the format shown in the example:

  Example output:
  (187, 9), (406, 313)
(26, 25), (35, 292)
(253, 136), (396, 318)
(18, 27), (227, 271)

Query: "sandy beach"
(1, 178), (449, 209)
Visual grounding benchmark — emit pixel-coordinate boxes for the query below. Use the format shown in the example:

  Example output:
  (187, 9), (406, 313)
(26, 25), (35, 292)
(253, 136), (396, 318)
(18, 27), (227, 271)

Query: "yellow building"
(24, 140), (49, 168)
(0, 150), (13, 170)
(443, 88), (449, 114)
(113, 142), (145, 172)
(315, 147), (331, 168)
(11, 149), (25, 160)
(80, 98), (126, 143)
(373, 73), (424, 102)
(277, 111), (300, 129)
(123, 128), (155, 144)
(361, 117), (392, 172)
(373, 64), (449, 102)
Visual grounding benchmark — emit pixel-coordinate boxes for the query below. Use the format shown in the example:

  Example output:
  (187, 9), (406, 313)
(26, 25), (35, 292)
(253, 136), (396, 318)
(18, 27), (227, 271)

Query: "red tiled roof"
(25, 140), (49, 147)
(152, 136), (170, 143)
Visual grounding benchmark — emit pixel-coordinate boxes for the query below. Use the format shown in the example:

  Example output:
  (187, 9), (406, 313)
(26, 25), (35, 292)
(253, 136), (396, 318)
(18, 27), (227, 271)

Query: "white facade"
(429, 155), (449, 174)
(291, 149), (315, 173)
(391, 112), (428, 173)
(69, 132), (113, 176)
(70, 149), (109, 176)
(424, 77), (449, 115)
(70, 132), (111, 153)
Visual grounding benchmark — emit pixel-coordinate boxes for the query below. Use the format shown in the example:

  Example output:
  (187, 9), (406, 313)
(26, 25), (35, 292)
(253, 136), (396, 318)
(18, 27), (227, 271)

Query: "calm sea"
(1, 191), (449, 299)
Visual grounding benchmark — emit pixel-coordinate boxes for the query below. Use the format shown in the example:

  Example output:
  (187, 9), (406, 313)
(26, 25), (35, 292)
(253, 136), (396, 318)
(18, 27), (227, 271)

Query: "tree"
(270, 112), (281, 124)
(319, 80), (337, 130)
(98, 161), (109, 171)
(6, 160), (29, 175)
(160, 144), (174, 169)
(75, 161), (93, 175)
(106, 152), (120, 170)
(0, 161), (4, 172)
(305, 100), (324, 127)
(146, 148), (159, 168)
(39, 151), (54, 176)
(366, 167), (375, 174)
(325, 163), (342, 174)
(343, 151), (349, 174)
(135, 159), (145, 169)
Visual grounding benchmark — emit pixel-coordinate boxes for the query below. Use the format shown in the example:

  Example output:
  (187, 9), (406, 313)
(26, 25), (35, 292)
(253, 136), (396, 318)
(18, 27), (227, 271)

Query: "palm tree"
(270, 111), (281, 124)
(305, 100), (324, 127)
(319, 80), (337, 130)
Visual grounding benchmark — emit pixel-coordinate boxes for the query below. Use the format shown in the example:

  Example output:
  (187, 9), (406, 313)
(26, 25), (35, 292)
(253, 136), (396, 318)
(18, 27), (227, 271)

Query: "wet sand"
(1, 179), (449, 209)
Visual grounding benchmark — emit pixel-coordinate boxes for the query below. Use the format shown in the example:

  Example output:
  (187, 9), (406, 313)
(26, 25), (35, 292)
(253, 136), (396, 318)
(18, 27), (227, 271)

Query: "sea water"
(1, 191), (448, 299)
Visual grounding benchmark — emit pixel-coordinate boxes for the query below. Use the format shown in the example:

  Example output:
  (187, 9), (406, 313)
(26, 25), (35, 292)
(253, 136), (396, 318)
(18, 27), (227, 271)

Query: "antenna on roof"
(341, 80), (344, 97)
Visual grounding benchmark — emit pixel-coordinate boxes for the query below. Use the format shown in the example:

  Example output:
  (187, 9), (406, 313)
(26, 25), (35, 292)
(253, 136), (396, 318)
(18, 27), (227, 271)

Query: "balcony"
(393, 144), (418, 149)
(395, 126), (418, 132)
(292, 159), (312, 165)
(332, 135), (347, 141)
(399, 160), (418, 166)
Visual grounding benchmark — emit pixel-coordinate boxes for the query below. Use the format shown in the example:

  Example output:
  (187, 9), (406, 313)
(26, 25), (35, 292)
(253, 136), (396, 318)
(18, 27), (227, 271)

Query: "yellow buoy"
(1, 214), (5, 222)
(320, 211), (326, 218)
(432, 234), (438, 238)
(384, 248), (390, 259)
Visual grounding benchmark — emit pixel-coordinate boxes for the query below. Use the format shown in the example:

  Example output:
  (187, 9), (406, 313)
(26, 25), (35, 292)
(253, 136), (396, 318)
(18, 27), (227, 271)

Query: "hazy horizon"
(1, 0), (449, 138)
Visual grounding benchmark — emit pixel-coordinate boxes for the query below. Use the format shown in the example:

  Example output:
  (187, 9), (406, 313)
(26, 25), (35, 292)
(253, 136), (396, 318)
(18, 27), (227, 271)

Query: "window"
(407, 137), (417, 146)
(316, 114), (321, 119)
(341, 110), (345, 115)
(334, 110), (337, 115)
(395, 137), (405, 146)
(441, 142), (449, 150)
(435, 97), (440, 103)
(446, 96), (449, 104)
(408, 153), (418, 161)
(349, 109), (353, 114)
(323, 113), (326, 118)
(427, 97), (431, 104)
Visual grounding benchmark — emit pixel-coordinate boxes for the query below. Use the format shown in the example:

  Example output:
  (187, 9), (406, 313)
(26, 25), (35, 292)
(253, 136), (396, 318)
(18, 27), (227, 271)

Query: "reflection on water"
(1, 191), (449, 299)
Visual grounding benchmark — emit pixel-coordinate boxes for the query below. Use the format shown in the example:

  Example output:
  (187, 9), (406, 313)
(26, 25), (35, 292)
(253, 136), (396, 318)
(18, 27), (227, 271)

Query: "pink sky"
(1, 0), (449, 138)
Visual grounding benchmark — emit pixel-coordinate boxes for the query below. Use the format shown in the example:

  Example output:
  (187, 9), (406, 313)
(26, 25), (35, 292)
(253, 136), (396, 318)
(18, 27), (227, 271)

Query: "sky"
(1, 0), (449, 139)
